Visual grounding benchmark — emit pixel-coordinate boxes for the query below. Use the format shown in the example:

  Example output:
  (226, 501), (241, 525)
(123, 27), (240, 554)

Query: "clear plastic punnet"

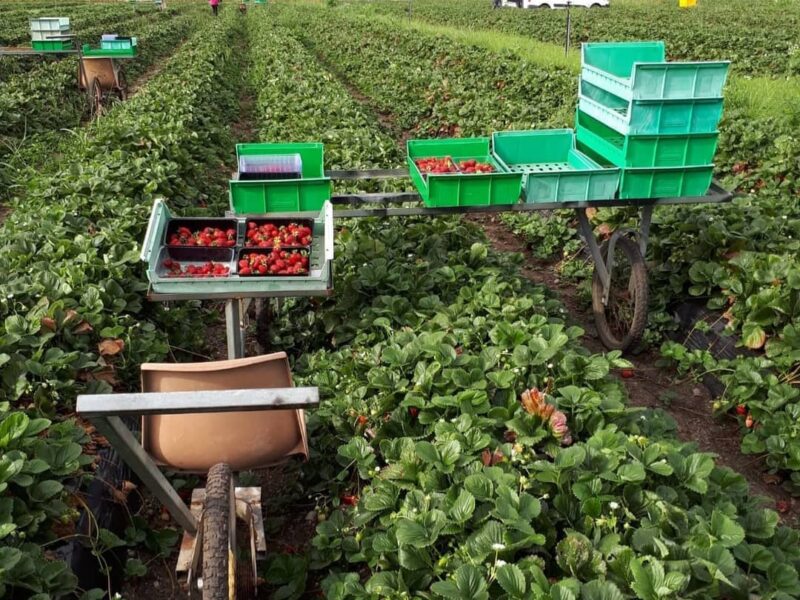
(238, 153), (303, 181)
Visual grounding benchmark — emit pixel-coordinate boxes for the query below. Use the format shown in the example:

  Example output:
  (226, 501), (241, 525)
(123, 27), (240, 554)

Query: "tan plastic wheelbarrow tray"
(140, 353), (309, 472)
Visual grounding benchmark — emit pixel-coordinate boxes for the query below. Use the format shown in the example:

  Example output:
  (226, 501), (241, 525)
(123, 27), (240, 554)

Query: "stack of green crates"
(30, 17), (73, 52)
(576, 41), (729, 198)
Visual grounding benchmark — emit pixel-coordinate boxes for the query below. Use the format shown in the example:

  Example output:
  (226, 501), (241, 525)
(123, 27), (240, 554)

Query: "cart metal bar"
(638, 204), (654, 258)
(77, 387), (320, 417)
(576, 208), (610, 292)
(0, 47), (79, 55)
(89, 415), (198, 534)
(325, 168), (409, 180)
(77, 386), (320, 535)
(225, 299), (246, 360)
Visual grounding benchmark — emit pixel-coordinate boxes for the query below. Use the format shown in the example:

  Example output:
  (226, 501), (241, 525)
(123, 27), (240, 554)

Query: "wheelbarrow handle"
(76, 386), (320, 417)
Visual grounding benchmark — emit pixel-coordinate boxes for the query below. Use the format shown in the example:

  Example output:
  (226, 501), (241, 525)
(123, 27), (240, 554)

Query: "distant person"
(210, 0), (220, 16)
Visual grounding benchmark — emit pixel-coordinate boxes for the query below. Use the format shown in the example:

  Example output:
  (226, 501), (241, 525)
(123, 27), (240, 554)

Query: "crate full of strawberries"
(238, 248), (310, 277)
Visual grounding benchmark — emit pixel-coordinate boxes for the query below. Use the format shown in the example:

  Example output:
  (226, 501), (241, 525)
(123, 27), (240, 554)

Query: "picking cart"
(0, 22), (135, 117)
(83, 40), (735, 600)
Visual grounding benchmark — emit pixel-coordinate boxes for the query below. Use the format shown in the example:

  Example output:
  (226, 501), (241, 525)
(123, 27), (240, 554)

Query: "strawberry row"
(0, 11), (244, 597)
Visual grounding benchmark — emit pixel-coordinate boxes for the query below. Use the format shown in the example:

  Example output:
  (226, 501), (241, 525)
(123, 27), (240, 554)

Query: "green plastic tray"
(407, 137), (523, 207)
(32, 40), (73, 51)
(82, 44), (136, 57)
(492, 129), (619, 203)
(581, 41), (729, 101)
(100, 37), (137, 51)
(229, 142), (331, 214)
(578, 140), (714, 199)
(141, 199), (334, 297)
(575, 109), (719, 168)
(579, 80), (724, 136)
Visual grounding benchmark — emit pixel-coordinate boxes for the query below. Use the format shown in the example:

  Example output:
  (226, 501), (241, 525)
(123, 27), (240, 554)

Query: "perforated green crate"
(32, 40), (73, 51)
(407, 137), (523, 207)
(579, 80), (724, 136)
(581, 41), (729, 101)
(229, 142), (331, 214)
(491, 129), (619, 203)
(575, 109), (719, 168)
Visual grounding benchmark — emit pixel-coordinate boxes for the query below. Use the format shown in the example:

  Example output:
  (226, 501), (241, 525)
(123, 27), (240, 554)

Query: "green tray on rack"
(581, 41), (729, 101)
(407, 137), (523, 207)
(492, 129), (619, 203)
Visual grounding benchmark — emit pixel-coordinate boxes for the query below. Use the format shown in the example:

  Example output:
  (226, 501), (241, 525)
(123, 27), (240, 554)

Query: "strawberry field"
(1, 0), (800, 598)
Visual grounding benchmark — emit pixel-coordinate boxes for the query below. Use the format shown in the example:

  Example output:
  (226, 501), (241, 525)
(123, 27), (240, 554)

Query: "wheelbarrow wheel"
(591, 235), (648, 352)
(202, 463), (235, 600)
(88, 77), (103, 119)
(116, 69), (128, 101)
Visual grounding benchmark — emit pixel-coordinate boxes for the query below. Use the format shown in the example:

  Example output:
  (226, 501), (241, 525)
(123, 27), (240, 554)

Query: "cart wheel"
(591, 235), (648, 352)
(201, 463), (235, 600)
(88, 77), (103, 119)
(116, 69), (128, 101)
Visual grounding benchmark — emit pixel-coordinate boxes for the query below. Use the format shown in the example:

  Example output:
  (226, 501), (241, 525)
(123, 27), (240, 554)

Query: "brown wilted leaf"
(90, 368), (120, 386)
(98, 339), (125, 356)
(73, 321), (93, 335)
(585, 207), (598, 220)
(597, 224), (614, 238)
(64, 309), (80, 325)
(481, 448), (504, 466)
(763, 473), (783, 486)
(41, 317), (56, 331)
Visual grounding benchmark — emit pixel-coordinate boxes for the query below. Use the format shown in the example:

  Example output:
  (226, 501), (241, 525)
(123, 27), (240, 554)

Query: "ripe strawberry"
(408, 407), (419, 418)
(356, 415), (368, 426)
(340, 494), (358, 506)
(620, 368), (635, 379)
(735, 404), (747, 415)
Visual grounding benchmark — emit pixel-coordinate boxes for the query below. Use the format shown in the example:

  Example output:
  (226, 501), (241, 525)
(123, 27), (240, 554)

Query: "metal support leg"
(225, 299), (246, 359)
(576, 208), (610, 294)
(90, 415), (197, 535)
(638, 204), (654, 257)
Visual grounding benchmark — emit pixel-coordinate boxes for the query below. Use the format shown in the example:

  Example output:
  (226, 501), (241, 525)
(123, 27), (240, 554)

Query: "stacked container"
(29, 17), (73, 52)
(576, 41), (729, 198)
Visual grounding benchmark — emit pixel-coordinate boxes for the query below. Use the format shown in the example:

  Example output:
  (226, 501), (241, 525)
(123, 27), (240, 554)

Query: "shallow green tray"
(581, 41), (729, 101)
(407, 137), (523, 207)
(575, 109), (719, 168)
(579, 79), (724, 136)
(230, 142), (331, 214)
(492, 129), (619, 203)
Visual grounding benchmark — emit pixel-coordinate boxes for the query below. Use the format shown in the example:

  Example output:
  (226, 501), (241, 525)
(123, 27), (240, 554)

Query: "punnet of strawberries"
(457, 158), (494, 174)
(162, 259), (230, 278)
(415, 156), (495, 175)
(245, 221), (313, 248)
(239, 249), (310, 276)
(415, 157), (457, 174)
(168, 226), (236, 248)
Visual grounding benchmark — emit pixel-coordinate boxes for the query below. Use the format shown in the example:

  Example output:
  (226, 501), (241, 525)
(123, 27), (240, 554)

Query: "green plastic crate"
(617, 166), (713, 199)
(581, 41), (729, 101)
(32, 40), (73, 51)
(579, 80), (724, 136)
(578, 138), (714, 199)
(575, 109), (719, 168)
(100, 37), (137, 51)
(229, 142), (331, 214)
(491, 129), (619, 203)
(407, 137), (523, 207)
(82, 44), (136, 58)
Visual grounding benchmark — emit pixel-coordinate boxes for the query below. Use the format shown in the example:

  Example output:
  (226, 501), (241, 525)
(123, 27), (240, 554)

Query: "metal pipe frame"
(76, 387), (320, 535)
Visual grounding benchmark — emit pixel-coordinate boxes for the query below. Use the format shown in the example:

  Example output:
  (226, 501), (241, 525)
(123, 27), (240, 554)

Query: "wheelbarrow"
(77, 353), (319, 599)
(78, 53), (128, 118)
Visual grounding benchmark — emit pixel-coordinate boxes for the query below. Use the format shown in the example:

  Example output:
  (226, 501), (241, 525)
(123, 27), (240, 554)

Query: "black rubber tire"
(202, 463), (234, 600)
(88, 78), (103, 119)
(591, 235), (648, 352)
(116, 70), (128, 101)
